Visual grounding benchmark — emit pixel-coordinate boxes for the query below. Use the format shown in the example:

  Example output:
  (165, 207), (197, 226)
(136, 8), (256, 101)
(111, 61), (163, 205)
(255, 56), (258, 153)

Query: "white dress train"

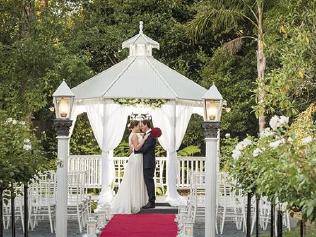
(111, 133), (148, 214)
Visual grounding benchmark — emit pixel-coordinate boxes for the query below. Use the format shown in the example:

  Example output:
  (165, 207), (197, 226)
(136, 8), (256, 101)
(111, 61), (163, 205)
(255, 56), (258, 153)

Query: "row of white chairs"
(2, 171), (92, 233)
(176, 172), (292, 236)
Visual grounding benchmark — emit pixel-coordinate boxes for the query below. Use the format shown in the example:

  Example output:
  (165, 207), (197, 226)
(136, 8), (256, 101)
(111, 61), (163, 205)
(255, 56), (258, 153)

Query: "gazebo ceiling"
(72, 21), (206, 101)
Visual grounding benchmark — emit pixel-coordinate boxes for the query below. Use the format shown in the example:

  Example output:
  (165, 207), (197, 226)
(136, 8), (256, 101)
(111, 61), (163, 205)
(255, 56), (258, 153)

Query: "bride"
(111, 120), (149, 214)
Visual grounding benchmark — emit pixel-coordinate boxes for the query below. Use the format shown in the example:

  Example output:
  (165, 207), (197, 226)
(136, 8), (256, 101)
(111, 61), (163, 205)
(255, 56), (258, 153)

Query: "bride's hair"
(127, 120), (140, 131)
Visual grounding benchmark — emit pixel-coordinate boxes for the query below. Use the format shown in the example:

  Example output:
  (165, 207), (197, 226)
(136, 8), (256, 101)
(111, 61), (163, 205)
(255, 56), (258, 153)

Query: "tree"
(0, 111), (49, 236)
(189, 0), (275, 132)
(258, 0), (316, 117)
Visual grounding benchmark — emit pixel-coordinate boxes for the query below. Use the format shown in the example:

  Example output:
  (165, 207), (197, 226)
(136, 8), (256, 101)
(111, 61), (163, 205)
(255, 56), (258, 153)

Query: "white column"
(56, 136), (69, 237)
(205, 137), (218, 237)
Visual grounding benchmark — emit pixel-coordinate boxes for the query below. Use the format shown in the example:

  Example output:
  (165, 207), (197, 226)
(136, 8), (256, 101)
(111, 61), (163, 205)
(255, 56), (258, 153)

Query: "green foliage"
(181, 114), (204, 155)
(114, 141), (130, 157)
(70, 113), (100, 155)
(113, 99), (168, 108)
(220, 135), (239, 170)
(177, 145), (201, 156)
(226, 107), (316, 221)
(0, 111), (49, 190)
(200, 47), (258, 138)
(255, 0), (316, 117)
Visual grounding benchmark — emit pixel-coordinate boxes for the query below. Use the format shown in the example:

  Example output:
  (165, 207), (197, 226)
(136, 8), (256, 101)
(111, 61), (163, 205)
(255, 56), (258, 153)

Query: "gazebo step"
(139, 202), (178, 214)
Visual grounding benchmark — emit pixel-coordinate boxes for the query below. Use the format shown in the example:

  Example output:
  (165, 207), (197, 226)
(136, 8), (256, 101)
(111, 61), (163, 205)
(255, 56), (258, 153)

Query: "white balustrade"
(68, 155), (205, 190)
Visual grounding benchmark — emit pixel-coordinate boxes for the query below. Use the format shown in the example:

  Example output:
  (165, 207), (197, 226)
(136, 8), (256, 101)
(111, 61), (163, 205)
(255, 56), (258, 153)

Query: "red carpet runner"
(100, 214), (177, 237)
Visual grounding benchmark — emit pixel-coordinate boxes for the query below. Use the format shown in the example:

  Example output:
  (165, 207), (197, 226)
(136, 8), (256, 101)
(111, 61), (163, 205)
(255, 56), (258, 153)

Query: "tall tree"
(189, 0), (273, 132)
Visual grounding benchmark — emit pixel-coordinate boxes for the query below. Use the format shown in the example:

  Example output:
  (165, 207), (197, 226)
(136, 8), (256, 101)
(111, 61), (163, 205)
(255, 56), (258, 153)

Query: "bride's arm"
(131, 134), (149, 151)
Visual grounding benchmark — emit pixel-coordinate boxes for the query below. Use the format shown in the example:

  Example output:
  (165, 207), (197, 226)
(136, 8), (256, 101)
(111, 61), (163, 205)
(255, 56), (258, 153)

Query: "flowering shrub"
(226, 108), (316, 221)
(0, 112), (48, 190)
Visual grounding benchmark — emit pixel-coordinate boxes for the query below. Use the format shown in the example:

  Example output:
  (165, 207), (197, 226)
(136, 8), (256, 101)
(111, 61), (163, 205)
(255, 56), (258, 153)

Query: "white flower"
(236, 138), (253, 150)
(6, 118), (13, 123)
(279, 116), (289, 126)
(225, 133), (231, 138)
(24, 139), (31, 144)
(23, 144), (32, 151)
(269, 139), (285, 149)
(12, 119), (17, 125)
(269, 116), (279, 130)
(243, 138), (252, 145)
(260, 128), (275, 138)
(269, 115), (289, 130)
(302, 136), (313, 145)
(19, 121), (26, 125)
(253, 148), (263, 157)
(232, 149), (242, 160)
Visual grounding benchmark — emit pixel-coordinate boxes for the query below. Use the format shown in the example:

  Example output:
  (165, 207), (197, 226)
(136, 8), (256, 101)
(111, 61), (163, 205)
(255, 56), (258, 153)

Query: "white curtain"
(152, 102), (193, 206)
(86, 101), (129, 206)
(69, 104), (87, 137)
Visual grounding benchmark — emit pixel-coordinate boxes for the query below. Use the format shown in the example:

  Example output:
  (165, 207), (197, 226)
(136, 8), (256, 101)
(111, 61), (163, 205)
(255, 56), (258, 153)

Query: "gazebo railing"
(68, 155), (205, 190)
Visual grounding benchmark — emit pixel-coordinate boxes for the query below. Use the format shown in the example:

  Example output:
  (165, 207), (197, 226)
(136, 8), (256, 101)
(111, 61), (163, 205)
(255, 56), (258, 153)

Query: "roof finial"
(139, 21), (143, 33)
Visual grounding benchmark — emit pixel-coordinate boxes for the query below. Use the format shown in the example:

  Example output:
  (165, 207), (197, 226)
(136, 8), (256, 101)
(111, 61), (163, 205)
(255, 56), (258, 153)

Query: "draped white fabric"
(85, 101), (129, 206)
(152, 103), (193, 206)
(70, 100), (202, 208)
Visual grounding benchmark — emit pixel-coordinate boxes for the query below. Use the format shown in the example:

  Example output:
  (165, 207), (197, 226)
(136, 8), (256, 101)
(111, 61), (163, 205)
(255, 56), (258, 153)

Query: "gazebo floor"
(139, 202), (178, 214)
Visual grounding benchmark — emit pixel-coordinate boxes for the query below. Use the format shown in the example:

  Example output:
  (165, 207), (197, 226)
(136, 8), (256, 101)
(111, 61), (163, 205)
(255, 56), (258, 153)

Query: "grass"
(259, 226), (316, 237)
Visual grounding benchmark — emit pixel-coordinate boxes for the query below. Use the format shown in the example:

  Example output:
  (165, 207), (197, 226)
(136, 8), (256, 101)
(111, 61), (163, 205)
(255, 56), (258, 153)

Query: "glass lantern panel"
(54, 96), (72, 119)
(204, 100), (222, 121)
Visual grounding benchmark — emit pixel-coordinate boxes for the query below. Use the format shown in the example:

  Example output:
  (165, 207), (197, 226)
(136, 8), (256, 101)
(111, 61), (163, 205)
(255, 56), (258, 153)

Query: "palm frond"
(188, 6), (245, 40)
(223, 37), (243, 54)
(188, 1), (258, 41)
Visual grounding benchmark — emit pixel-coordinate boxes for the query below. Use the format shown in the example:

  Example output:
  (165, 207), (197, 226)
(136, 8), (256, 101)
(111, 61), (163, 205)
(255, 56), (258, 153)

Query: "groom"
(135, 119), (156, 209)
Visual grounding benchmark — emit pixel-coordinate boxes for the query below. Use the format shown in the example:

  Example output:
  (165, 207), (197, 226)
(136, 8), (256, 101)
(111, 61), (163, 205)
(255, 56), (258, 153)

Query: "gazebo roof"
(72, 22), (206, 101)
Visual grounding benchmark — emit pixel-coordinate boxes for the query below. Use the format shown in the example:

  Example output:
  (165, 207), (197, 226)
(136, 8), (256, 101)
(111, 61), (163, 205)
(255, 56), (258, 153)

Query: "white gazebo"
(69, 21), (206, 207)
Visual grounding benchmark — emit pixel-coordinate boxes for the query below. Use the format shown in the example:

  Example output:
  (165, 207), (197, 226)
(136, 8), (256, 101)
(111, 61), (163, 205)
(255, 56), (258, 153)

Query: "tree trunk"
(20, 0), (35, 37)
(300, 219), (305, 237)
(257, 2), (266, 133)
(24, 184), (29, 237)
(246, 193), (252, 237)
(270, 202), (274, 237)
(11, 187), (16, 237)
(0, 189), (3, 237)
(277, 209), (282, 237)
(256, 195), (260, 236)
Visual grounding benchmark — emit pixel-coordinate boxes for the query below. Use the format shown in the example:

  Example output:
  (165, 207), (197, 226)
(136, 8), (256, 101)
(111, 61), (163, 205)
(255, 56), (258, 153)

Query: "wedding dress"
(111, 132), (148, 214)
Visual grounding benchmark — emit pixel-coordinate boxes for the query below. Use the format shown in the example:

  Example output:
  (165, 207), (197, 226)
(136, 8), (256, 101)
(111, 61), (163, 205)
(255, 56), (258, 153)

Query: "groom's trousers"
(143, 167), (156, 203)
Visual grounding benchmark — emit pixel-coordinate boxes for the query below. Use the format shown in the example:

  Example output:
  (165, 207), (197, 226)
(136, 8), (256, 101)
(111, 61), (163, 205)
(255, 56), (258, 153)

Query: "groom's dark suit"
(135, 131), (156, 204)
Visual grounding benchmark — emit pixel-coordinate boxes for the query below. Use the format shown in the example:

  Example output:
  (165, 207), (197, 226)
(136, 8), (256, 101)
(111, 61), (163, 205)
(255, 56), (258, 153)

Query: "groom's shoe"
(142, 202), (155, 209)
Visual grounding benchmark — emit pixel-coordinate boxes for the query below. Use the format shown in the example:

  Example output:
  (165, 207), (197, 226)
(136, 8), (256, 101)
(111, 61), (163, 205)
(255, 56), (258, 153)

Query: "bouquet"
(151, 127), (162, 138)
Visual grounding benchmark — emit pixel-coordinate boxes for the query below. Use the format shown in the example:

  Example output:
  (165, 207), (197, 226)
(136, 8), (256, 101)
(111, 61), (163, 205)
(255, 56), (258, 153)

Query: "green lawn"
(259, 227), (316, 237)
